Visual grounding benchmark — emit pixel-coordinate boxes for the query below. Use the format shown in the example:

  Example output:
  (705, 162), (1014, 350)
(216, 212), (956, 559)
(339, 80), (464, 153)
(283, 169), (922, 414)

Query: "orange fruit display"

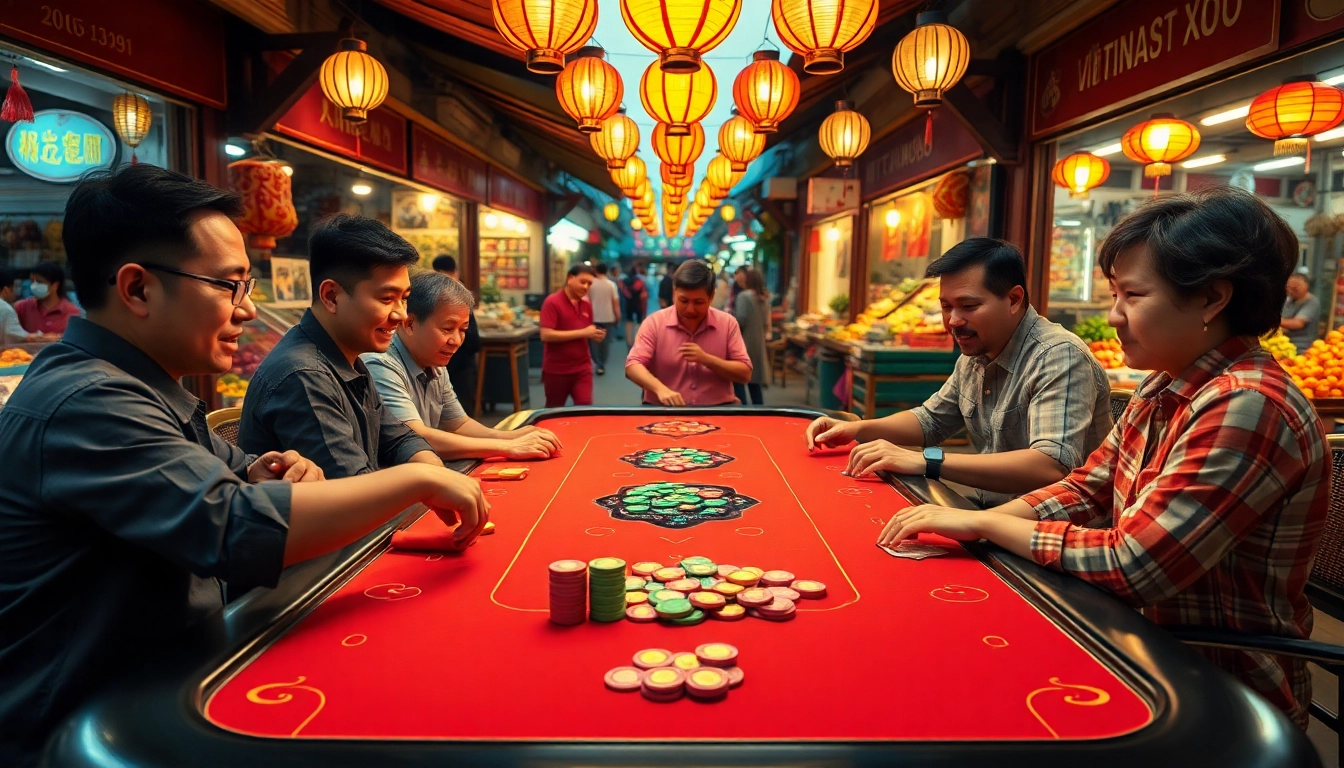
(1280, 329), (1344, 400)
(1088, 339), (1124, 370)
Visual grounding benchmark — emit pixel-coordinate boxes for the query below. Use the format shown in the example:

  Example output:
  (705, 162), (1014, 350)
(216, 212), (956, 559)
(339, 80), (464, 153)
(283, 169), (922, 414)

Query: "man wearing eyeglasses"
(0, 166), (489, 766)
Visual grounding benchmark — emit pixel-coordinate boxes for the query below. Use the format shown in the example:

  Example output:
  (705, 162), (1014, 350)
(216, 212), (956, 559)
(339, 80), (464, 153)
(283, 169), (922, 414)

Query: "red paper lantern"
(1246, 76), (1344, 172)
(930, 172), (970, 219)
(229, 159), (298, 250)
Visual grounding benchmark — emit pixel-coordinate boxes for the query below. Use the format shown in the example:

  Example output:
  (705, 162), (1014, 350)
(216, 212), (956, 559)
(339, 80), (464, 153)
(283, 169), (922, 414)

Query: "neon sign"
(5, 109), (117, 183)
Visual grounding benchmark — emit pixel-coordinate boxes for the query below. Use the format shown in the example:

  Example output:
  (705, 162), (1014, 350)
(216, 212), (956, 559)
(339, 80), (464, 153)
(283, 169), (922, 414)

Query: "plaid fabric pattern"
(1023, 336), (1330, 728)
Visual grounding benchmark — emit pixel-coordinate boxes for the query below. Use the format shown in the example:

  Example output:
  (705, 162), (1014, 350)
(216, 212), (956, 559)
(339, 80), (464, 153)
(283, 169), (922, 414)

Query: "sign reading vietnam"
(6, 110), (116, 183)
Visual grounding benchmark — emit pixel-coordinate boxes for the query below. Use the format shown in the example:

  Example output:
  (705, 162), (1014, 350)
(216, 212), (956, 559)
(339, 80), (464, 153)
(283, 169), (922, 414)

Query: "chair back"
(1313, 434), (1344, 596)
(206, 406), (243, 446)
(1108, 389), (1133, 425)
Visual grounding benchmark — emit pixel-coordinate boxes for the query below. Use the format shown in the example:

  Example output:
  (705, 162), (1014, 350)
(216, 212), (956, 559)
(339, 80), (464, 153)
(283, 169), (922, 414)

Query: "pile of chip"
(604, 643), (744, 702)
(631, 447), (726, 472)
(588, 557), (628, 622)
(548, 559), (588, 626)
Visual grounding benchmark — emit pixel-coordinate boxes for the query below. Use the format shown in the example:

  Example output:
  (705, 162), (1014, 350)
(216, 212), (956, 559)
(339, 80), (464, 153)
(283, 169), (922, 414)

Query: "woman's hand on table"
(806, 416), (857, 450)
(844, 440), (923, 477)
(249, 450), (326, 483)
(878, 504), (983, 547)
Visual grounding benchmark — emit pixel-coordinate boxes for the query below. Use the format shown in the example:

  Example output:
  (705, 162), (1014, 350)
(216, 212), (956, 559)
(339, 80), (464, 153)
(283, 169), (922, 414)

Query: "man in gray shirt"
(1280, 272), (1321, 353)
(806, 239), (1112, 507)
(365, 271), (561, 461)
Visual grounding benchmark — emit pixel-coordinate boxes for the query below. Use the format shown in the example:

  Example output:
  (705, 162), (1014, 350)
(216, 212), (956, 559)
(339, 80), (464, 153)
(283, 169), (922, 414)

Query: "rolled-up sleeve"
(1023, 343), (1111, 471)
(42, 383), (291, 587)
(378, 401), (434, 467)
(626, 317), (657, 368)
(722, 316), (752, 369)
(910, 364), (966, 446)
(364, 356), (421, 424)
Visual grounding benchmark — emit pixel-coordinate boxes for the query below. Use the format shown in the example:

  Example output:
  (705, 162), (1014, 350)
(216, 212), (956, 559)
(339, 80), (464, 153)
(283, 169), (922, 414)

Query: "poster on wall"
(880, 192), (932, 261)
(391, 190), (461, 268)
(269, 256), (312, 308)
(966, 165), (993, 239)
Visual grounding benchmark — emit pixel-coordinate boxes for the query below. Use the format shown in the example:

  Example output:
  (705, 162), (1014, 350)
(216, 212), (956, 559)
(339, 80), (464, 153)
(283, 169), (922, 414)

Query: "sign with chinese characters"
(5, 109), (115, 183)
(860, 112), (983, 201)
(1029, 0), (1280, 139)
(411, 125), (488, 203)
(488, 166), (545, 222)
(274, 83), (407, 175)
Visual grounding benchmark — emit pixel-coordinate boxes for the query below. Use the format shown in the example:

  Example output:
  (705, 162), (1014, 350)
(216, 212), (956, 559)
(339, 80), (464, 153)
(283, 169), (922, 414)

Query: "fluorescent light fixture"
(1253, 156), (1306, 171)
(224, 143), (246, 157)
(1181, 154), (1227, 168)
(27, 57), (66, 73)
(350, 182), (372, 196)
(1316, 126), (1344, 142)
(1092, 143), (1123, 157)
(1056, 220), (1082, 227)
(1199, 105), (1249, 126)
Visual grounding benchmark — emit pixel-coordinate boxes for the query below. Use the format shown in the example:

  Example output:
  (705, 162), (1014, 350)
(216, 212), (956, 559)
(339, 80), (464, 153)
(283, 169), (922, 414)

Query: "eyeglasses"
(111, 264), (257, 307)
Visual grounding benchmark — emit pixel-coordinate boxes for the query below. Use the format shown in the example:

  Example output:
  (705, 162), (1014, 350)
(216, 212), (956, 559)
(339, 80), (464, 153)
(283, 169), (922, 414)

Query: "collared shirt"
(363, 334), (466, 430)
(14, 297), (81, 335)
(1023, 336), (1329, 729)
(540, 290), (593, 374)
(588, 276), (619, 323)
(239, 310), (433, 479)
(1282, 293), (1321, 353)
(626, 306), (753, 405)
(910, 306), (1112, 507)
(0, 298), (27, 343)
(0, 318), (291, 765)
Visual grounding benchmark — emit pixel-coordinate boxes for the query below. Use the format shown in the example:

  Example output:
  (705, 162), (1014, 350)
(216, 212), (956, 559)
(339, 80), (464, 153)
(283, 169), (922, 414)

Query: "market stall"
(474, 301), (539, 414)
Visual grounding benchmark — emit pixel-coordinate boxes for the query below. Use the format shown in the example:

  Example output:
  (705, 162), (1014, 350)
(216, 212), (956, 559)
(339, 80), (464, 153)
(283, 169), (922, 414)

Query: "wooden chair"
(1108, 388), (1133, 424)
(206, 406), (243, 446)
(1169, 432), (1344, 764)
(767, 339), (787, 387)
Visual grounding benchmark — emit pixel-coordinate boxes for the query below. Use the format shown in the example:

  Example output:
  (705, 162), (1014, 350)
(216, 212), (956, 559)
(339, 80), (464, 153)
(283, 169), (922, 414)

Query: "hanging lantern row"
(591, 109), (639, 170)
(612, 154), (647, 197)
(720, 203), (736, 222)
(733, 50), (799, 134)
(603, 201), (621, 221)
(890, 11), (970, 147)
(319, 37), (390, 123)
(555, 47), (622, 133)
(1246, 76), (1344, 172)
(819, 100), (871, 168)
(493, 0), (598, 74)
(1121, 113), (1201, 181)
(1051, 152), (1110, 199)
(652, 121), (705, 167)
(772, 0), (876, 74)
(719, 109), (766, 171)
(641, 60), (717, 137)
(621, 0), (741, 73)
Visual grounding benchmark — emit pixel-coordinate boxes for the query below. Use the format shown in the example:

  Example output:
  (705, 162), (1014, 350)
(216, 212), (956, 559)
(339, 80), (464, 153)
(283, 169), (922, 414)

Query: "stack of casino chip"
(548, 559), (588, 626)
(588, 557), (629, 622)
(605, 644), (744, 702)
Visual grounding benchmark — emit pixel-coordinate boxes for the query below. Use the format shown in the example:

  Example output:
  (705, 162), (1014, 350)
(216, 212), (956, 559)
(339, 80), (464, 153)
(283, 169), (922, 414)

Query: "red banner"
(274, 83), (407, 175)
(0, 0), (227, 108)
(1281, 0), (1344, 49)
(1029, 0), (1280, 139)
(488, 166), (545, 222)
(410, 125), (488, 203)
(859, 111), (983, 201)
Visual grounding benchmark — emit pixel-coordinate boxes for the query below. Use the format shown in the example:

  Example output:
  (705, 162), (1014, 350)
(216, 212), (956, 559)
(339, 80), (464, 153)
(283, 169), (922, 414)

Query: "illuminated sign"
(5, 109), (117, 183)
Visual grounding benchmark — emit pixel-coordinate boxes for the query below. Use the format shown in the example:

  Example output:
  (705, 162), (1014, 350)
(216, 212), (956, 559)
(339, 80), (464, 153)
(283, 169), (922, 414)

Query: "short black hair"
(595, 262), (609, 275)
(1098, 185), (1296, 337)
(62, 164), (243, 310)
(567, 263), (596, 278)
(0, 267), (16, 291)
(925, 238), (1028, 304)
(308, 214), (420, 295)
(407, 270), (476, 322)
(673, 260), (715, 294)
(30, 261), (67, 299)
(1289, 272), (1311, 287)
(432, 255), (458, 274)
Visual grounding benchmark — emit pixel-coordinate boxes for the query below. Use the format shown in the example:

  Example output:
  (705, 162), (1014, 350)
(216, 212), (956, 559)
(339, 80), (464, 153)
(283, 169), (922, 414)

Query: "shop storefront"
(479, 164), (544, 306)
(1027, 0), (1344, 393)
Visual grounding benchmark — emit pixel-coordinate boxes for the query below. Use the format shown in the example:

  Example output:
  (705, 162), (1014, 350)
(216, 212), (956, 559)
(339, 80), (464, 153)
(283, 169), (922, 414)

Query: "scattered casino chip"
(595, 483), (759, 530)
(626, 604), (659, 623)
(625, 592), (649, 606)
(689, 591), (727, 611)
(632, 561), (663, 578)
(685, 667), (730, 700)
(710, 604), (747, 621)
(712, 582), (745, 598)
(625, 576), (648, 591)
(636, 420), (721, 439)
(760, 570), (795, 587)
(695, 643), (739, 668)
(621, 446), (734, 473)
(605, 642), (744, 703)
(633, 648), (674, 669)
(716, 564), (740, 578)
(767, 586), (801, 601)
(640, 667), (687, 702)
(725, 666), (745, 688)
(671, 651), (702, 671)
(649, 589), (686, 605)
(742, 566), (765, 579)
(791, 580), (828, 599)
(726, 570), (760, 587)
(665, 578), (702, 593)
(668, 608), (707, 626)
(736, 587), (774, 607)
(604, 666), (645, 692)
(654, 598), (694, 619)
(653, 567), (687, 582)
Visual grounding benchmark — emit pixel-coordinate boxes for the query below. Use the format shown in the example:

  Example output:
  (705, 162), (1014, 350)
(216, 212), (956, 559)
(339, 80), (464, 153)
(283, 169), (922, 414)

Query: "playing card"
(877, 541), (952, 560)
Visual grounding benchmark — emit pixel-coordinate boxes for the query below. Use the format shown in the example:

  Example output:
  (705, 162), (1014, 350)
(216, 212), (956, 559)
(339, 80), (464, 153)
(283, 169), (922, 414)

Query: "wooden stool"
(767, 339), (787, 387)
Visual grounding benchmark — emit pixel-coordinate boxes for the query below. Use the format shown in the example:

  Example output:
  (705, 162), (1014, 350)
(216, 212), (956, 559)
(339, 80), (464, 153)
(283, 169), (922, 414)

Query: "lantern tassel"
(924, 112), (933, 149)
(1, 65), (34, 123)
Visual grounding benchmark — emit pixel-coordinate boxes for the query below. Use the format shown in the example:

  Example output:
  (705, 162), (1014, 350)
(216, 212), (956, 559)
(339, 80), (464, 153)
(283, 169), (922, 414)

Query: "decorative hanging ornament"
(733, 50), (799, 134)
(1121, 113), (1200, 194)
(621, 0), (742, 73)
(631, 217), (644, 231)
(111, 92), (153, 165)
(719, 109), (765, 172)
(1246, 76), (1344, 173)
(772, 0), (877, 75)
(640, 60), (717, 136)
(663, 184), (685, 206)
(652, 121), (706, 168)
(1050, 152), (1110, 199)
(591, 108), (640, 169)
(931, 172), (971, 219)
(630, 177), (653, 203)
(603, 201), (621, 221)
(555, 47), (622, 133)
(720, 203), (736, 222)
(706, 152), (743, 193)
(818, 100), (870, 168)
(319, 37), (390, 123)
(661, 162), (693, 187)
(229, 158), (299, 251)
(1, 64), (34, 123)
(492, 0), (598, 74)
(612, 154), (647, 196)
(891, 11), (970, 147)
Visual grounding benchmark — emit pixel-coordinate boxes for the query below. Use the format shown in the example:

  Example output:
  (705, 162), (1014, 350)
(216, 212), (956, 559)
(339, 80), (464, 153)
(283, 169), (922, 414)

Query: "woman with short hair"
(878, 186), (1330, 729)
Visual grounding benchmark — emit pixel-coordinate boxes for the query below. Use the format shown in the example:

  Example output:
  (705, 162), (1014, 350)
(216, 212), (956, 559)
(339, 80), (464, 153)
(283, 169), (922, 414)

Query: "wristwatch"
(923, 446), (944, 481)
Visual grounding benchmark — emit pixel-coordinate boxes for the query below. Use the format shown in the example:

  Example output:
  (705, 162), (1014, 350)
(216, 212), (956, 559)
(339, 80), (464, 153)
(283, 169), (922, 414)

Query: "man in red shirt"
(540, 264), (604, 407)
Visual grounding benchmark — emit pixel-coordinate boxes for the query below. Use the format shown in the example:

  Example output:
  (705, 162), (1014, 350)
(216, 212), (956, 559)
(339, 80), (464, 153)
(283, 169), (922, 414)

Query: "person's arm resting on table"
(806, 370), (962, 450)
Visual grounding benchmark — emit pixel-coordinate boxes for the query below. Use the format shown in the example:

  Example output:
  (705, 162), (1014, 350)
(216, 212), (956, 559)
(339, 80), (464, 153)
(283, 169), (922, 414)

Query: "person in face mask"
(15, 261), (82, 337)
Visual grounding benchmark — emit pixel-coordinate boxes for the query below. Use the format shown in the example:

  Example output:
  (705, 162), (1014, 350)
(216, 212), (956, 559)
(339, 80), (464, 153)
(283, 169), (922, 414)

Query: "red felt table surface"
(205, 414), (1152, 742)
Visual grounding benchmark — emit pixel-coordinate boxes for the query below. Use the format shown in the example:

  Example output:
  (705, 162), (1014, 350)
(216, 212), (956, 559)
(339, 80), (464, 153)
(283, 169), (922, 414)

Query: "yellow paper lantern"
(229, 159), (298, 250)
(555, 47), (622, 133)
(631, 217), (644, 230)
(640, 60), (717, 137)
(652, 121), (706, 169)
(706, 152), (743, 193)
(661, 162), (693, 188)
(772, 0), (876, 75)
(720, 203), (736, 222)
(718, 109), (764, 172)
(111, 92), (152, 149)
(818, 100), (870, 167)
(1247, 77), (1344, 171)
(695, 186), (713, 208)
(612, 154), (647, 196)
(1051, 152), (1110, 199)
(621, 0), (741, 73)
(1121, 113), (1200, 178)
(319, 38), (390, 123)
(630, 177), (653, 204)
(603, 201), (621, 221)
(891, 12), (970, 109)
(663, 185), (685, 206)
(493, 0), (598, 74)
(733, 50), (799, 134)
(591, 109), (640, 170)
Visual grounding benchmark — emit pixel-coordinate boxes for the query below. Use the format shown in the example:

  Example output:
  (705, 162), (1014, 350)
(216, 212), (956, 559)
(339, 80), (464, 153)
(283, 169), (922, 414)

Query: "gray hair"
(407, 270), (476, 321)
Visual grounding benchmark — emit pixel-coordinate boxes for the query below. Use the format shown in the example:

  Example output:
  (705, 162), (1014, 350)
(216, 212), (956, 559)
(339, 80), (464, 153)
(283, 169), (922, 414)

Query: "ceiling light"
(484, 213), (500, 229)
(27, 57), (66, 73)
(351, 182), (373, 196)
(1181, 154), (1226, 168)
(1253, 156), (1306, 171)
(1092, 143), (1123, 156)
(826, 227), (841, 242)
(224, 143), (247, 157)
(1056, 220), (1082, 226)
(1315, 126), (1344, 142)
(514, 220), (529, 233)
(1199, 105), (1249, 126)
(885, 208), (901, 228)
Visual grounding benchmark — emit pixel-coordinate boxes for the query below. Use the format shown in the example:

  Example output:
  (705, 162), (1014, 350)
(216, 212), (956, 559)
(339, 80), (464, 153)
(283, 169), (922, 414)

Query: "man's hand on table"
(805, 416), (859, 450)
(655, 386), (686, 406)
(426, 468), (491, 549)
(501, 430), (560, 460)
(844, 439), (924, 477)
(249, 450), (326, 483)
(877, 504), (982, 547)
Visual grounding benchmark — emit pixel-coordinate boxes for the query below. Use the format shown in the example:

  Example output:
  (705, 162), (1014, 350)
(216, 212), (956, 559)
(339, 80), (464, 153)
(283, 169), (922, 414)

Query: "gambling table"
(47, 408), (1317, 767)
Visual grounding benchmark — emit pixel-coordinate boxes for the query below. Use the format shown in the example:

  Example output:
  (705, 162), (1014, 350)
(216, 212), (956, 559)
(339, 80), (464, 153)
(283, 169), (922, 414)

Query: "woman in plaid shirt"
(880, 186), (1330, 728)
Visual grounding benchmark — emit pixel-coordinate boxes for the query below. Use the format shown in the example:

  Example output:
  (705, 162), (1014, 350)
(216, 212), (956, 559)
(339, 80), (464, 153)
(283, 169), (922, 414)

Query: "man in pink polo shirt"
(626, 260), (752, 406)
(540, 264), (604, 407)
